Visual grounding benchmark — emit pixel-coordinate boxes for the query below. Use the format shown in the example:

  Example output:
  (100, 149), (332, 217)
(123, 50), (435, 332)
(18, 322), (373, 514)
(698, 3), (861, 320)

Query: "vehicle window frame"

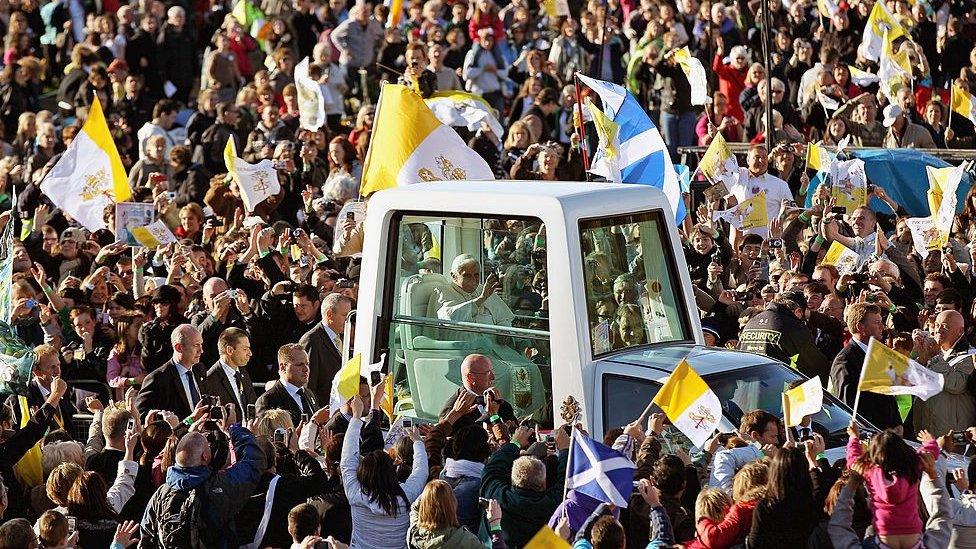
(374, 209), (552, 362)
(578, 209), (694, 359)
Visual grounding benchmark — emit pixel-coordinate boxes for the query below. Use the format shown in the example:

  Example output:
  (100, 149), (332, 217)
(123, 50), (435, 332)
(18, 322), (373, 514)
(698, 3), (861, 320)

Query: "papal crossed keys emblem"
(81, 169), (112, 201)
(689, 404), (717, 429)
(252, 171), (271, 193)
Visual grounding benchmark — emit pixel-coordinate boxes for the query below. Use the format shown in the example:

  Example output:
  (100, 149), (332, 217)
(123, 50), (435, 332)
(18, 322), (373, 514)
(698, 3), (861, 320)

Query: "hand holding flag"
(652, 359), (721, 448)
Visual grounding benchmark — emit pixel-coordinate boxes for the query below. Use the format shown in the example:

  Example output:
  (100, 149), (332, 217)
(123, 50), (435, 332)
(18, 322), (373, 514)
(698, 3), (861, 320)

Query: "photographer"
(190, 277), (254, 367)
(139, 404), (266, 548)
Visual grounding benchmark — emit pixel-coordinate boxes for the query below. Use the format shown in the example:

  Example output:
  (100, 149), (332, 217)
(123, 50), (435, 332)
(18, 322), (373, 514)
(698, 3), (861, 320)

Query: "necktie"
(186, 370), (200, 407)
(296, 387), (310, 414)
(233, 371), (245, 409)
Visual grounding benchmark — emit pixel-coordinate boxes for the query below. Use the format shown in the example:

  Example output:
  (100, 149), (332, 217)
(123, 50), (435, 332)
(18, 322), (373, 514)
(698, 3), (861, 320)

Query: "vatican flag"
(848, 66), (880, 88)
(670, 47), (708, 105)
(360, 83), (494, 196)
(425, 90), (504, 138)
(783, 377), (823, 427)
(40, 96), (131, 232)
(224, 136), (281, 212)
(951, 84), (976, 126)
(861, 0), (906, 62)
(860, 338), (943, 400)
(586, 100), (622, 183)
(294, 57), (326, 131)
(130, 220), (177, 249)
(699, 133), (739, 186)
(821, 240), (859, 275)
(652, 359), (721, 449)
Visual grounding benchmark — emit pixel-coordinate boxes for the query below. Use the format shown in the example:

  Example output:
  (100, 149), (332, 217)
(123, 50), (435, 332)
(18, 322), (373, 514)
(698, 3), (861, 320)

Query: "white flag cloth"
(295, 57), (326, 131)
(224, 137), (281, 212)
(905, 217), (944, 259)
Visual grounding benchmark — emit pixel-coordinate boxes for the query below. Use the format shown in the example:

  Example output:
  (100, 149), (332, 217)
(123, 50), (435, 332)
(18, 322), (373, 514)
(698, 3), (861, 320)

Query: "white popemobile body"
(351, 181), (952, 463)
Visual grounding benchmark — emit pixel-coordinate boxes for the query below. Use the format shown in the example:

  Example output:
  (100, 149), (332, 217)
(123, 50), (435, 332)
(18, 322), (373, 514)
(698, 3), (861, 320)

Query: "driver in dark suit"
(202, 327), (258, 422)
(438, 354), (516, 430)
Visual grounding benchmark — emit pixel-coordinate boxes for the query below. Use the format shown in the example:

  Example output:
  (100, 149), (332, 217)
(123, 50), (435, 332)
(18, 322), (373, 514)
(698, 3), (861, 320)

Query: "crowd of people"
(0, 0), (971, 547)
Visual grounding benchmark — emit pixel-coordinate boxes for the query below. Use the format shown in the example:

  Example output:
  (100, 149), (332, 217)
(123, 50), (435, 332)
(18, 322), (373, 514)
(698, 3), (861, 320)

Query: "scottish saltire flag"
(566, 430), (635, 507)
(577, 74), (685, 224)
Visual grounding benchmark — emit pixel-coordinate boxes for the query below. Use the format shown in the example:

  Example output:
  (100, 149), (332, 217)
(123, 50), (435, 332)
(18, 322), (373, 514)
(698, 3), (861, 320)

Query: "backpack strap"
(243, 475), (280, 549)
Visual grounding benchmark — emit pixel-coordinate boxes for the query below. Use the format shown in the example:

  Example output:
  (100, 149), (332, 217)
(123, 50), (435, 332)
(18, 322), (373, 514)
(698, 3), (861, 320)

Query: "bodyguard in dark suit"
(6, 344), (77, 428)
(255, 344), (319, 425)
(829, 303), (901, 431)
(202, 328), (258, 421)
(136, 324), (209, 420)
(300, 293), (352, 406)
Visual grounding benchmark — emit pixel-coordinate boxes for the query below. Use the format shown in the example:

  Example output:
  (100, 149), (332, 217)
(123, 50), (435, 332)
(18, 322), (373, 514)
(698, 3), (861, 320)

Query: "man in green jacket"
(480, 423), (570, 548)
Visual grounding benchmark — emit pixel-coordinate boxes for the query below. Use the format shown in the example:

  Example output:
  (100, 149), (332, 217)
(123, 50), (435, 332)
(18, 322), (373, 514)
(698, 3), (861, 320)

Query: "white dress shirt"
(283, 380), (308, 413)
(219, 362), (243, 410)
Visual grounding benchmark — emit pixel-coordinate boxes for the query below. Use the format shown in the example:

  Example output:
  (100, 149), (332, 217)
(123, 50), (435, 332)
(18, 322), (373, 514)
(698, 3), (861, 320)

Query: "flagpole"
(562, 426), (575, 500)
(948, 86), (954, 129)
(782, 393), (794, 444)
(851, 339), (871, 423)
(573, 74), (591, 172)
(359, 84), (387, 199)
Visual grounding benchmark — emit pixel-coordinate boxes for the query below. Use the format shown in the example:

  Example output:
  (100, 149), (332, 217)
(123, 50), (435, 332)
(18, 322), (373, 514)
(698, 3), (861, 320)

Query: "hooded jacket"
(138, 424), (266, 549)
(406, 499), (485, 549)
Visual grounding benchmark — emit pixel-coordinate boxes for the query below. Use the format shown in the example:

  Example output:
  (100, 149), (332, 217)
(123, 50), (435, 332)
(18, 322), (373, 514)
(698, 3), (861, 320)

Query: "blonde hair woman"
(407, 479), (505, 548)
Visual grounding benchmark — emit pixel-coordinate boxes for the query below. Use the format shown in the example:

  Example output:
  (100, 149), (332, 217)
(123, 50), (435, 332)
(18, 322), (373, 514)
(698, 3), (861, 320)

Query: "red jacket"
(712, 54), (747, 123)
(685, 499), (757, 549)
(468, 13), (504, 42)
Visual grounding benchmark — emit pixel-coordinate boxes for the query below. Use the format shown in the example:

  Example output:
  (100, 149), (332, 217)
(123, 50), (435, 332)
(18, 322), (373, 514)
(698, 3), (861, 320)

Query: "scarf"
(443, 458), (484, 479)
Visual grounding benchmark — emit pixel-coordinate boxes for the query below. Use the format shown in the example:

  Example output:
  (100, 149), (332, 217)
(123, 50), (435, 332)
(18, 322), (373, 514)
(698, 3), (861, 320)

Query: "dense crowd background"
(0, 0), (970, 548)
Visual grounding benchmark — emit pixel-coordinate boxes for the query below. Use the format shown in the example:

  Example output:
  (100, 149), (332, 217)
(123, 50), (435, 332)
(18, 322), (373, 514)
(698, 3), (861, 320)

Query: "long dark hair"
(766, 447), (813, 503)
(865, 431), (921, 486)
(357, 450), (408, 517)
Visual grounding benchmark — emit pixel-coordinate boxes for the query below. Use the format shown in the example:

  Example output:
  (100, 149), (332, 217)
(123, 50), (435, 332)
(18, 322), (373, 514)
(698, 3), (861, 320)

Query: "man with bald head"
(191, 277), (253, 367)
(140, 408), (266, 547)
(439, 354), (516, 429)
(913, 310), (976, 436)
(136, 324), (210, 420)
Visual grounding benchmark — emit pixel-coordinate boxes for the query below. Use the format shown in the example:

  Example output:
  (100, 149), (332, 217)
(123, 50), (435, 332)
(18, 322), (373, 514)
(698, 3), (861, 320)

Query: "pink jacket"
(846, 435), (939, 536)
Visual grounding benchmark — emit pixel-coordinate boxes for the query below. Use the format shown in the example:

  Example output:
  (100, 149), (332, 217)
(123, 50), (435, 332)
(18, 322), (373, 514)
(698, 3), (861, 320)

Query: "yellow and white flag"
(821, 240), (859, 275)
(829, 158), (868, 213)
(524, 526), (571, 549)
(783, 377), (823, 427)
(671, 47), (709, 106)
(294, 57), (326, 131)
(861, 338), (943, 400)
(586, 100), (622, 182)
(817, 0), (840, 17)
(861, 0), (906, 62)
(329, 353), (386, 412)
(951, 84), (976, 126)
(361, 84), (494, 196)
(806, 143), (834, 173)
(713, 191), (767, 231)
(129, 220), (177, 249)
(878, 29), (911, 102)
(848, 65), (881, 87)
(652, 359), (721, 448)
(40, 96), (131, 231)
(224, 136), (281, 212)
(928, 164), (964, 234)
(905, 217), (946, 259)
(700, 133), (739, 186)
(425, 90), (504, 138)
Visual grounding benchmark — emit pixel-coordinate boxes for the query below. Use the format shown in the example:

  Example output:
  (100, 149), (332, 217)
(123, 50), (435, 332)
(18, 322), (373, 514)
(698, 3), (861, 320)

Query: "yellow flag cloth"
(524, 526), (570, 549)
(337, 354), (362, 401)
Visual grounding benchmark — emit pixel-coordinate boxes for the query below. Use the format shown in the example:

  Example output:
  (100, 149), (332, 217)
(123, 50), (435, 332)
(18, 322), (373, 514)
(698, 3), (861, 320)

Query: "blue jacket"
(138, 425), (266, 549)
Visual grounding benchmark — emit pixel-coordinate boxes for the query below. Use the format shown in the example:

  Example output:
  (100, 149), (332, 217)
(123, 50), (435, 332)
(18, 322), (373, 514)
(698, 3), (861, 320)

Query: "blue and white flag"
(577, 74), (685, 224)
(566, 430), (636, 507)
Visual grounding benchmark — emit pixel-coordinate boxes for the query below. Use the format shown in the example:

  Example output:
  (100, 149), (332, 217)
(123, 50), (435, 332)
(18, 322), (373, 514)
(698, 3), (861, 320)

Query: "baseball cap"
(882, 104), (903, 127)
(60, 228), (86, 243)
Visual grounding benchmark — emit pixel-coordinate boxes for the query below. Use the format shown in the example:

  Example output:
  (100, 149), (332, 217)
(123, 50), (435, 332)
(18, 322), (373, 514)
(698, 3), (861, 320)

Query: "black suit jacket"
(6, 379), (77, 429)
(201, 362), (258, 422)
(255, 380), (318, 426)
(135, 360), (209, 420)
(300, 324), (342, 407)
(438, 388), (517, 431)
(829, 341), (901, 430)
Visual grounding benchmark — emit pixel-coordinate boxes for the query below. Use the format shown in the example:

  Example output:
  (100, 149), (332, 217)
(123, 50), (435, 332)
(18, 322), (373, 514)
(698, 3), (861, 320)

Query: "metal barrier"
(676, 145), (976, 167)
